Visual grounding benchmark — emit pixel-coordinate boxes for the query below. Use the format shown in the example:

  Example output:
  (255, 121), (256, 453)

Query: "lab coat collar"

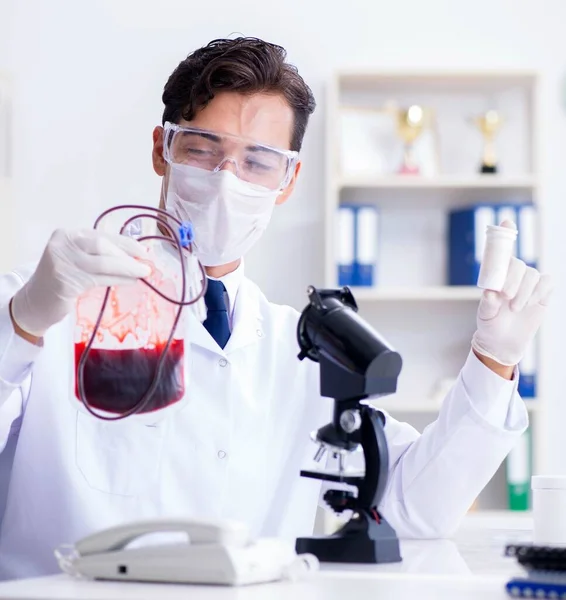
(187, 275), (264, 356)
(225, 277), (264, 353)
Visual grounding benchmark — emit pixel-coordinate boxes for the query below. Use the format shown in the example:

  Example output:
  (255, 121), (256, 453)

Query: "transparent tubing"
(76, 205), (207, 421)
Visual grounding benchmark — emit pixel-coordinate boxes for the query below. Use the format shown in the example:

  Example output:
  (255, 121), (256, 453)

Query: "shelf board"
(351, 286), (483, 302)
(376, 402), (441, 413)
(336, 70), (538, 94)
(376, 400), (540, 414)
(337, 69), (537, 82)
(337, 174), (537, 190)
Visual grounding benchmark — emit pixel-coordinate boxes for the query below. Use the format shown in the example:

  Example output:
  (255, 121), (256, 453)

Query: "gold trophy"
(473, 110), (502, 174)
(396, 105), (425, 175)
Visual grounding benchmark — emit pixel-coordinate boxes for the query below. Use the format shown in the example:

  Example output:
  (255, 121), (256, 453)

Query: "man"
(0, 37), (552, 579)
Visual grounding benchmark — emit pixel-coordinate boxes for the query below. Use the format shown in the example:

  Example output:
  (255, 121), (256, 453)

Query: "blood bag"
(72, 239), (198, 421)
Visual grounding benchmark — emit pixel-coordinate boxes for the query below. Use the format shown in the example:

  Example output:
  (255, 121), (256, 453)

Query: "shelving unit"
(324, 70), (542, 513)
(376, 399), (541, 415)
(351, 285), (482, 301)
(337, 175), (537, 190)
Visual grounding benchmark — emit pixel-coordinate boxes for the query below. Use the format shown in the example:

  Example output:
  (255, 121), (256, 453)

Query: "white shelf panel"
(337, 174), (537, 190)
(337, 69), (537, 83)
(377, 400), (540, 414)
(321, 506), (531, 535)
(351, 286), (483, 301)
(376, 402), (441, 413)
(336, 70), (538, 95)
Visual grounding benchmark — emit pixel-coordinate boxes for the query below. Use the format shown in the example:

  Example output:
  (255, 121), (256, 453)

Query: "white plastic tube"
(532, 476), (566, 546)
(477, 224), (518, 292)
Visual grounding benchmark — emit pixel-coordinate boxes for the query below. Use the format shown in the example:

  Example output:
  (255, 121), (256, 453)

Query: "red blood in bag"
(74, 339), (185, 414)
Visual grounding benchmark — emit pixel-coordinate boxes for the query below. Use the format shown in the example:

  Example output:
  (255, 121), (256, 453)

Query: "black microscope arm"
(357, 404), (389, 510)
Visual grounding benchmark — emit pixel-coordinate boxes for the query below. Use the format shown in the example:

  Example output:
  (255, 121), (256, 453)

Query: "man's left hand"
(472, 255), (553, 371)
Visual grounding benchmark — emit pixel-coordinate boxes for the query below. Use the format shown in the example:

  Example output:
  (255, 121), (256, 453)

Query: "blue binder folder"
(517, 204), (537, 269)
(336, 205), (355, 286)
(336, 204), (379, 287)
(518, 339), (537, 399)
(354, 205), (379, 287)
(448, 205), (496, 286)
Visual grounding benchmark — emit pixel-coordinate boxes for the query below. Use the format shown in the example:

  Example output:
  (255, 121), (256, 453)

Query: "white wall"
(4, 0), (566, 470)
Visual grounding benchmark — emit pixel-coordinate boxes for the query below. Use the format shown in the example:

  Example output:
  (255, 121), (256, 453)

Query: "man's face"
(152, 91), (301, 206)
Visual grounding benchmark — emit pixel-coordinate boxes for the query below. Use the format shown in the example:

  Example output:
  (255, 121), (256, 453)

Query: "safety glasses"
(163, 122), (299, 192)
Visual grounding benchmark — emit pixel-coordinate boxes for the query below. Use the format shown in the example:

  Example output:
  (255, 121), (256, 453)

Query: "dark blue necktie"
(203, 279), (231, 349)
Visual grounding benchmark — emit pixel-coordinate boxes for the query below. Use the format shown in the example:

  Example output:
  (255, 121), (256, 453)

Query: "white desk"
(0, 511), (533, 599)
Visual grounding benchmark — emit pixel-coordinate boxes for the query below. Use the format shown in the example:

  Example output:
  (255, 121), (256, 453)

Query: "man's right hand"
(10, 229), (152, 340)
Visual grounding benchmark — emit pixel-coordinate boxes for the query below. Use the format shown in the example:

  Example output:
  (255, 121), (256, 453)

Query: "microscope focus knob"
(339, 409), (362, 434)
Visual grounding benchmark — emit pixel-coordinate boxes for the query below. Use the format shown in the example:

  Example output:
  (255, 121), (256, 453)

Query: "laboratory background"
(1, 0), (566, 514)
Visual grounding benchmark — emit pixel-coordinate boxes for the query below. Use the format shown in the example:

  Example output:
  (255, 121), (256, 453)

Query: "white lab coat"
(0, 263), (527, 580)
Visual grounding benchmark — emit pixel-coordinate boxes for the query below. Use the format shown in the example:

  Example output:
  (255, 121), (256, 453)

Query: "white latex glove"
(11, 229), (151, 337)
(471, 222), (553, 367)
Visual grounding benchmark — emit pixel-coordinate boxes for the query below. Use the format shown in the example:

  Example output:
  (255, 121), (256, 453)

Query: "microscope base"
(296, 514), (401, 564)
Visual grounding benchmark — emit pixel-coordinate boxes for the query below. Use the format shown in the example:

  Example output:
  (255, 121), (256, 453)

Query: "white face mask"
(164, 164), (280, 267)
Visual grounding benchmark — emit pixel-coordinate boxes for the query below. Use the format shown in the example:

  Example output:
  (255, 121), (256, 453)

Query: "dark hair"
(162, 37), (316, 152)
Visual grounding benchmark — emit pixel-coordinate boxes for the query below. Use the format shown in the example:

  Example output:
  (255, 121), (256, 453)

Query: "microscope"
(295, 286), (403, 564)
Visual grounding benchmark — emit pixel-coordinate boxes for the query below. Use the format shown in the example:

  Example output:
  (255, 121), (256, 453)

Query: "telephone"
(55, 518), (319, 586)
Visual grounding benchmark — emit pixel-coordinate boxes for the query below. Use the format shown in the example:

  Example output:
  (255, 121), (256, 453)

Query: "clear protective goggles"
(163, 121), (299, 192)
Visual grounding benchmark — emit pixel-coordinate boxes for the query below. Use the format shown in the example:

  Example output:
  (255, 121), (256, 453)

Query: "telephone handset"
(55, 518), (318, 586)
(75, 518), (250, 556)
